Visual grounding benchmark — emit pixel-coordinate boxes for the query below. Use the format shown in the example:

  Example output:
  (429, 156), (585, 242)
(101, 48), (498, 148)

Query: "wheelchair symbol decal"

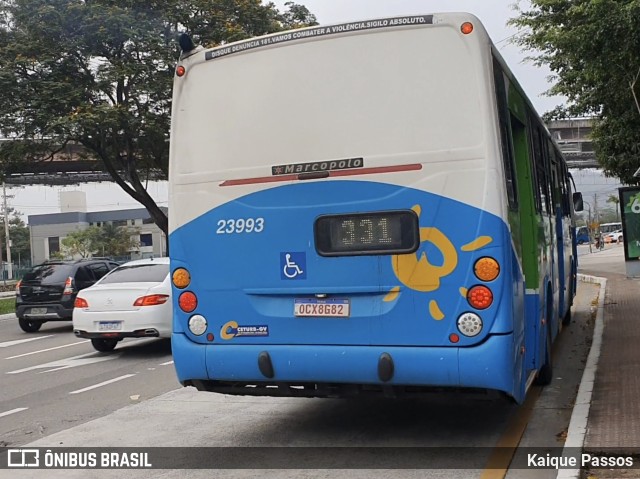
(281, 252), (307, 280)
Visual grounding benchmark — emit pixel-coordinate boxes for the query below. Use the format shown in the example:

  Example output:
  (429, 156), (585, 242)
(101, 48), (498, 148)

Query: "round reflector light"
(172, 268), (191, 289)
(461, 22), (474, 35)
(176, 65), (186, 77)
(457, 312), (483, 337)
(449, 333), (460, 343)
(179, 291), (197, 313)
(474, 257), (500, 282)
(467, 285), (493, 309)
(189, 315), (207, 336)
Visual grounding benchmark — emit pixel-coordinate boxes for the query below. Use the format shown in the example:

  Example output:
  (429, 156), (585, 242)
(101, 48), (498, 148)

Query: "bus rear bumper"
(171, 333), (518, 400)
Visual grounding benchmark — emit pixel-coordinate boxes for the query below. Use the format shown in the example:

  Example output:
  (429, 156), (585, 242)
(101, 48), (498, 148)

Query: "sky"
(7, 0), (617, 223)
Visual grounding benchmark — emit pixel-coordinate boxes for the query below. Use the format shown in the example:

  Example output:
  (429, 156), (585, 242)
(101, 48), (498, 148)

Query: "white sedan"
(605, 229), (624, 243)
(72, 257), (171, 352)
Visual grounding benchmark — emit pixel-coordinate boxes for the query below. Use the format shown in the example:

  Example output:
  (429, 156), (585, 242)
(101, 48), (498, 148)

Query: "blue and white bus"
(168, 13), (582, 403)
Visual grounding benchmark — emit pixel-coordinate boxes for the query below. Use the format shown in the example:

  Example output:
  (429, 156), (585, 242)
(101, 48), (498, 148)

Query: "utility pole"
(2, 182), (12, 280)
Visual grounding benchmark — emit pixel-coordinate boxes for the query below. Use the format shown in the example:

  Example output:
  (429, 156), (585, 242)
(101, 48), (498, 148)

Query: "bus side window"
(562, 164), (572, 217)
(493, 58), (518, 211)
(548, 145), (562, 214)
(532, 126), (550, 214)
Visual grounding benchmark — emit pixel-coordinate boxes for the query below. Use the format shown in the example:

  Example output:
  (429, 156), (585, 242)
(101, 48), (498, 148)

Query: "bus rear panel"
(169, 14), (543, 403)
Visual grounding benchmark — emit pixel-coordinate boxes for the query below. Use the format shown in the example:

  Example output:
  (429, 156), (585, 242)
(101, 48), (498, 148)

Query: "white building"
(28, 207), (167, 265)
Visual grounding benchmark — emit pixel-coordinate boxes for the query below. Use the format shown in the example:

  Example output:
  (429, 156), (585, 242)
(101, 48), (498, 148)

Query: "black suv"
(16, 259), (120, 333)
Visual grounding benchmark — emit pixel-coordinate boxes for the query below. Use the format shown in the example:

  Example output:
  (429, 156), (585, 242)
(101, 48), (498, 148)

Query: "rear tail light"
(474, 257), (500, 282)
(133, 294), (170, 306)
(179, 291), (197, 312)
(15, 280), (21, 297)
(188, 315), (207, 335)
(457, 312), (484, 337)
(74, 297), (89, 308)
(62, 276), (75, 295)
(467, 285), (493, 309)
(172, 268), (191, 289)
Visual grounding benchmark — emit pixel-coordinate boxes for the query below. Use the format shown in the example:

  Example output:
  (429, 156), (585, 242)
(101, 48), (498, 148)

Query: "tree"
(0, 209), (30, 265)
(93, 223), (140, 257)
(510, 0), (640, 184)
(0, 0), (317, 247)
(60, 224), (139, 259)
(60, 228), (96, 259)
(607, 194), (621, 222)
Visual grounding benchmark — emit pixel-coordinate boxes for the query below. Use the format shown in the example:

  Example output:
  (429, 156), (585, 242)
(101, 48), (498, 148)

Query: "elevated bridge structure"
(1, 140), (164, 185)
(1, 119), (597, 185)
(547, 118), (599, 169)
(3, 159), (164, 185)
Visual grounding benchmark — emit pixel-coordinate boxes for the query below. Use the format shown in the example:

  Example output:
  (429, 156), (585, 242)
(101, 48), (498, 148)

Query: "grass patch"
(0, 297), (15, 315)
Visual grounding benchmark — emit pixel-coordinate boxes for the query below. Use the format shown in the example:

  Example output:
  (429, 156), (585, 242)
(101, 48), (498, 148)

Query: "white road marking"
(5, 341), (90, 360)
(159, 360), (174, 366)
(69, 374), (136, 395)
(0, 336), (53, 348)
(0, 407), (28, 418)
(6, 352), (119, 375)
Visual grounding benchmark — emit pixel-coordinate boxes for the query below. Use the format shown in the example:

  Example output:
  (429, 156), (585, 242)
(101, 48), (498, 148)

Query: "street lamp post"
(583, 201), (593, 253)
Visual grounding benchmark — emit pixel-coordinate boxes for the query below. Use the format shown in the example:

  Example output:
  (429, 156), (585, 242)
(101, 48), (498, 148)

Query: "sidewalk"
(576, 245), (640, 476)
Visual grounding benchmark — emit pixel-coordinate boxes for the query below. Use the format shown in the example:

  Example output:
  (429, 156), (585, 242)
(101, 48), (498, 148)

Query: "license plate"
(294, 298), (350, 317)
(30, 307), (47, 315)
(98, 322), (122, 331)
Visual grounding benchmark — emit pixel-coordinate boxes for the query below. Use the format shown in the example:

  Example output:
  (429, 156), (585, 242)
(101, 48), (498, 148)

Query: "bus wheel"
(563, 279), (573, 326)
(535, 329), (553, 386)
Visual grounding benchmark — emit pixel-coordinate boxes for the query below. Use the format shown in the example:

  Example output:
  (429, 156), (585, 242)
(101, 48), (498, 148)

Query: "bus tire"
(535, 329), (553, 386)
(563, 276), (573, 326)
(562, 305), (572, 326)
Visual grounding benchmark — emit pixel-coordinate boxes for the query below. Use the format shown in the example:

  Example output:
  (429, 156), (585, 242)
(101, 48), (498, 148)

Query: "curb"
(556, 273), (607, 479)
(0, 312), (16, 321)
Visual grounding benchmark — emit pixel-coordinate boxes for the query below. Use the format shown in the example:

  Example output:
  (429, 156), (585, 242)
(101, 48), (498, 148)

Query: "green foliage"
(607, 194), (621, 221)
(510, 0), (640, 183)
(0, 0), (316, 236)
(60, 224), (139, 259)
(0, 297), (14, 314)
(61, 228), (95, 259)
(0, 209), (31, 265)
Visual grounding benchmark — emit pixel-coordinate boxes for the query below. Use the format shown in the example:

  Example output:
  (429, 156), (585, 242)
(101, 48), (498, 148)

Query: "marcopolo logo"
(271, 158), (363, 176)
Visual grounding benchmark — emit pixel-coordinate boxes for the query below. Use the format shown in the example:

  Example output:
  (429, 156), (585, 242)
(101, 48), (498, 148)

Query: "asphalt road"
(0, 275), (601, 478)
(0, 319), (177, 448)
